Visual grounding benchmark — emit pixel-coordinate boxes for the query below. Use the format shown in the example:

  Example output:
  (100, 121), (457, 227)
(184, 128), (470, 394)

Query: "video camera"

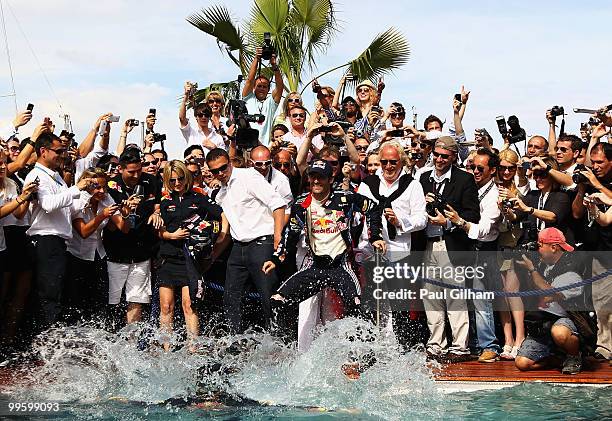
(495, 115), (526, 145)
(226, 99), (264, 149)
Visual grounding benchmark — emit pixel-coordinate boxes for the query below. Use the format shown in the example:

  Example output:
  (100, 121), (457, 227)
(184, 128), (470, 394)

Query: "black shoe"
(562, 353), (582, 375)
(443, 353), (473, 364)
(593, 352), (607, 361)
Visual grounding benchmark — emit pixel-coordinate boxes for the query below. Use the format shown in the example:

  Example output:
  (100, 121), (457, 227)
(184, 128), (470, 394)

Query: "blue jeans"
(472, 247), (501, 354)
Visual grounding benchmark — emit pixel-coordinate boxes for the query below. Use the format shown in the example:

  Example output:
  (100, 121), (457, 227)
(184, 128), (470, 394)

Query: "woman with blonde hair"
(205, 90), (227, 133)
(276, 91), (304, 127)
(496, 148), (525, 359)
(157, 160), (229, 351)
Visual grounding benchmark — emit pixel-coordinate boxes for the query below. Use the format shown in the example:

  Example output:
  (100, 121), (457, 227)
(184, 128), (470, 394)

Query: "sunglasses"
(411, 142), (429, 149)
(274, 162), (291, 169)
(500, 165), (517, 172)
(318, 93), (332, 98)
(209, 163), (229, 175)
(554, 146), (570, 153)
(251, 159), (271, 168)
(343, 101), (356, 107)
(326, 160), (339, 167)
(207, 99), (223, 104)
(290, 113), (306, 119)
(88, 183), (103, 190)
(358, 88), (370, 94)
(355, 146), (368, 151)
(533, 170), (549, 178)
(48, 147), (67, 155)
(195, 113), (211, 118)
(142, 158), (160, 167)
(469, 164), (486, 173)
(433, 151), (451, 160)
(390, 113), (405, 119)
(169, 176), (185, 184)
(9, 146), (19, 153)
(380, 159), (398, 166)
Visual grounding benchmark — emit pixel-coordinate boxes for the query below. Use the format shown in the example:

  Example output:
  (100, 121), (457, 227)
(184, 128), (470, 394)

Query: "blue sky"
(0, 0), (610, 159)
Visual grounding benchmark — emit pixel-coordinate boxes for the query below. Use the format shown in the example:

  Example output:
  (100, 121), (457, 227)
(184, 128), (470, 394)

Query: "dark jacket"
(104, 173), (161, 263)
(159, 189), (223, 258)
(419, 166), (481, 266)
(272, 189), (383, 265)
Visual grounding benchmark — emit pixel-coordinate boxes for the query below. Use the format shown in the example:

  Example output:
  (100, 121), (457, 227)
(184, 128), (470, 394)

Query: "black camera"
(30, 176), (40, 201)
(319, 125), (334, 133)
(323, 134), (345, 147)
(549, 106), (564, 118)
(501, 198), (514, 209)
(426, 192), (448, 217)
(516, 241), (539, 252)
(589, 116), (601, 126)
(261, 32), (275, 61)
(387, 129), (405, 138)
(572, 164), (589, 184)
(152, 133), (166, 143)
(226, 99), (263, 149)
(128, 119), (140, 127)
(507, 115), (526, 144)
(580, 122), (590, 132)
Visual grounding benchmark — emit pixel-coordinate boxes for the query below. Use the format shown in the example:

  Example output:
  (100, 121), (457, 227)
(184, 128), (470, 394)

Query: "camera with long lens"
(549, 106), (564, 118)
(572, 163), (589, 184)
(261, 32), (275, 61)
(226, 99), (264, 149)
(426, 192), (448, 217)
(516, 241), (539, 253)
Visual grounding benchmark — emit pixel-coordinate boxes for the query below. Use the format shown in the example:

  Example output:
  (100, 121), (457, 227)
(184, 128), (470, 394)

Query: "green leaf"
(348, 27), (410, 82)
(186, 5), (245, 68)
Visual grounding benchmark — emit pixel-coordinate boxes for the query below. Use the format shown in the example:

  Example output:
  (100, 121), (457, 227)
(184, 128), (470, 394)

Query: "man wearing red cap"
(515, 227), (587, 375)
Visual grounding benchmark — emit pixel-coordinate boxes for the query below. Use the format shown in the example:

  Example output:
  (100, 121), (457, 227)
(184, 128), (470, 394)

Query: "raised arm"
(242, 48), (262, 98)
(179, 81), (194, 128)
(270, 54), (283, 105)
(79, 113), (111, 157)
(546, 109), (557, 155)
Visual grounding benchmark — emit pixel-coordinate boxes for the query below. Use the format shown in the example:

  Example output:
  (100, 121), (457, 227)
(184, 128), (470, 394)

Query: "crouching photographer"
(515, 228), (594, 375)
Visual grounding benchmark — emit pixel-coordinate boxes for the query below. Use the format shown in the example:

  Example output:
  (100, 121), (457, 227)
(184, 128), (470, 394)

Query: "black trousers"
(277, 253), (361, 311)
(225, 237), (277, 333)
(30, 235), (67, 329)
(64, 252), (109, 324)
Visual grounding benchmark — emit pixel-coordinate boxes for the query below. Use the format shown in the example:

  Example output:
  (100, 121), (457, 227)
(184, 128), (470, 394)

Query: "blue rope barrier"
(417, 268), (612, 297)
(205, 281), (262, 300)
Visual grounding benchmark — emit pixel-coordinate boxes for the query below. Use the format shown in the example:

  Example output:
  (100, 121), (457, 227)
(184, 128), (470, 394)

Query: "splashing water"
(2, 318), (448, 419)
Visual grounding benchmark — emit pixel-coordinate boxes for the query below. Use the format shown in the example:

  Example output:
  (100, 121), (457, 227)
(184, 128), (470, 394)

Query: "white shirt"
(68, 193), (115, 261)
(425, 166), (453, 238)
(24, 163), (88, 240)
(243, 92), (279, 147)
(467, 179), (500, 242)
(560, 162), (577, 191)
(0, 179), (20, 251)
(179, 120), (226, 153)
(75, 142), (108, 181)
(214, 167), (286, 242)
(282, 130), (324, 151)
(357, 169), (428, 261)
(265, 167), (294, 215)
(0, 177), (29, 228)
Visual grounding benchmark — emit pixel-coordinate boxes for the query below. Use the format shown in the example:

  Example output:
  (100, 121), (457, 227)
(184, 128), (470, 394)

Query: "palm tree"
(186, 0), (410, 94)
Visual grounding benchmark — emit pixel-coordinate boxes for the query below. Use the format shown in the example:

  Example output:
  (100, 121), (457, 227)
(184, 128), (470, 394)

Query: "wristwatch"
(27, 139), (35, 147)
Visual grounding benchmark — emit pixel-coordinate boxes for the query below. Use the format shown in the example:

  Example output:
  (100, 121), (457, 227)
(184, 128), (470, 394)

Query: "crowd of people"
(0, 47), (611, 378)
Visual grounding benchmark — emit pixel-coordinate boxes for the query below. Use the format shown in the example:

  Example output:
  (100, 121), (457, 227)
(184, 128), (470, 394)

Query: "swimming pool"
(1, 320), (610, 420)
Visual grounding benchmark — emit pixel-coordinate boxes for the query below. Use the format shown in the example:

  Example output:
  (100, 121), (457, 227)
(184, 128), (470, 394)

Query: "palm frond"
(347, 27), (410, 82)
(186, 5), (245, 64)
(249, 0), (289, 36)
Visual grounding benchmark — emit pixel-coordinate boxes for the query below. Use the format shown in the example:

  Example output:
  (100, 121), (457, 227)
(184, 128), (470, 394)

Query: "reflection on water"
(1, 318), (610, 420)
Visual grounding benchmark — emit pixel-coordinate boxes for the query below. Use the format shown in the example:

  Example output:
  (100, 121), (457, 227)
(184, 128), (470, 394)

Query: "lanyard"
(537, 192), (549, 230)
(478, 181), (494, 202)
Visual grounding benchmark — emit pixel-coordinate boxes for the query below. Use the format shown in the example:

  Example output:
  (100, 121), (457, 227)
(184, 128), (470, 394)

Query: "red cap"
(538, 227), (574, 252)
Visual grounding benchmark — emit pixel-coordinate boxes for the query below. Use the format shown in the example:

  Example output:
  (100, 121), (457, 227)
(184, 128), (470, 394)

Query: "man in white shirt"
(249, 146), (293, 223)
(179, 91), (226, 153)
(24, 124), (94, 328)
(445, 148), (502, 362)
(205, 148), (287, 333)
(241, 47), (284, 146)
(282, 105), (324, 152)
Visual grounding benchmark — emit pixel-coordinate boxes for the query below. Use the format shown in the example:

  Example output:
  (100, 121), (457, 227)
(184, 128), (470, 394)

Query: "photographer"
(241, 47), (284, 146)
(506, 156), (571, 241)
(572, 142), (612, 361)
(282, 105), (321, 153)
(515, 228), (587, 375)
(74, 113), (113, 181)
(0, 107), (33, 145)
(307, 80), (337, 127)
(542, 134), (582, 191)
(418, 136), (480, 362)
(444, 148), (502, 362)
(180, 101), (225, 154)
(104, 150), (163, 326)
(24, 122), (96, 329)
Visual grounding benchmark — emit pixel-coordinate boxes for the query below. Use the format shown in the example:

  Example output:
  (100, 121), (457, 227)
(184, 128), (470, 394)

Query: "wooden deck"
(433, 359), (612, 385)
